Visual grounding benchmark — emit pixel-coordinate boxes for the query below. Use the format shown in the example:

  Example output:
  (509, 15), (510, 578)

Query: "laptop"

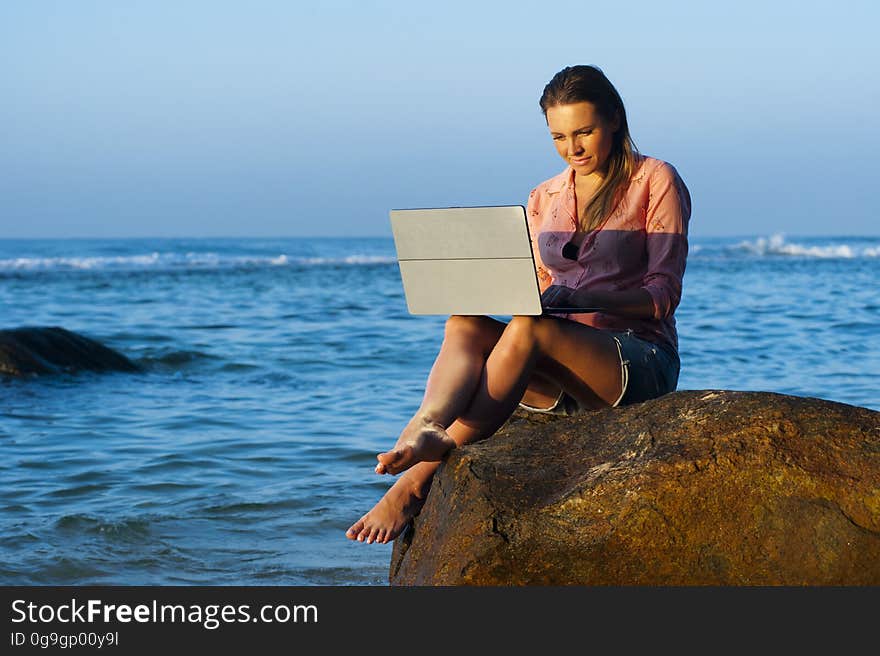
(389, 205), (601, 316)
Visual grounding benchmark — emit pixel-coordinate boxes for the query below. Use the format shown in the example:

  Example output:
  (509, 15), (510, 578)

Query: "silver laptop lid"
(389, 206), (543, 316)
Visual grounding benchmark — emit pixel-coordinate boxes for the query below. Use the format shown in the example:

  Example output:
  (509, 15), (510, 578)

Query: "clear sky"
(2, 1), (878, 238)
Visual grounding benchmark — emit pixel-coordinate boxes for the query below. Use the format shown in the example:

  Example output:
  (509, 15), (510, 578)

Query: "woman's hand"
(542, 285), (656, 319)
(540, 285), (595, 311)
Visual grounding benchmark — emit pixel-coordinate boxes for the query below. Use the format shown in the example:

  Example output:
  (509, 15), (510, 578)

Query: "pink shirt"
(527, 155), (691, 352)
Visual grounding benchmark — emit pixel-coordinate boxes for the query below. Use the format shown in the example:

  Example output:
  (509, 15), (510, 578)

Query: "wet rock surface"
(0, 326), (139, 376)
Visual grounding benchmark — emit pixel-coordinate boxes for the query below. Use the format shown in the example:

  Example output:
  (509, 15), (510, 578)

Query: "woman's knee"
(491, 316), (543, 361)
(446, 314), (498, 331)
(444, 315), (503, 346)
(505, 315), (558, 346)
(504, 316), (590, 367)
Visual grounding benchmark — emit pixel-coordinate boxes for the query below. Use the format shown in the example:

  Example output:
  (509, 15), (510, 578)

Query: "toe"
(377, 449), (400, 467)
(386, 457), (410, 475)
(346, 518), (365, 540)
(384, 447), (413, 475)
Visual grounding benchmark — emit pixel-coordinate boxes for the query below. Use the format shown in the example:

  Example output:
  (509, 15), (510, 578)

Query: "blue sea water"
(1, 235), (878, 585)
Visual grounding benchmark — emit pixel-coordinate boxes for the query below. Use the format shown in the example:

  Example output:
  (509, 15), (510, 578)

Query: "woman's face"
(545, 101), (619, 178)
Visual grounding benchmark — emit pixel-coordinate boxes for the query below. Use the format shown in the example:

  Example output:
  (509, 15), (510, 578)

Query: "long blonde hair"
(540, 65), (642, 232)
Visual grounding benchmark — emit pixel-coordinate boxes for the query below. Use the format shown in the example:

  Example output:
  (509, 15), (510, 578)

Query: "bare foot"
(345, 476), (427, 544)
(375, 414), (456, 476)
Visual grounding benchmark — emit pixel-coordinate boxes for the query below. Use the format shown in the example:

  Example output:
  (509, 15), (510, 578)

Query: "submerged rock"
(390, 390), (880, 585)
(0, 326), (139, 376)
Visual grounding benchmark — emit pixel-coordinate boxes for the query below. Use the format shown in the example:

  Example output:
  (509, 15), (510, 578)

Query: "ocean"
(1, 235), (878, 585)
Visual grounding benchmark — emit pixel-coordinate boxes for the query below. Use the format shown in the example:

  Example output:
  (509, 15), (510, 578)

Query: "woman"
(347, 64), (691, 544)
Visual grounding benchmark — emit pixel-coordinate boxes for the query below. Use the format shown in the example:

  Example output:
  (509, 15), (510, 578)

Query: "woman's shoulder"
(635, 155), (692, 216)
(635, 155), (686, 185)
(635, 155), (678, 179)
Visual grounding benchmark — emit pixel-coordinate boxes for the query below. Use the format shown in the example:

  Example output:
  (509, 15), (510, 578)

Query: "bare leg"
(377, 315), (622, 472)
(347, 315), (624, 543)
(345, 461), (440, 543)
(519, 371), (566, 410)
(447, 316), (623, 445)
(346, 406), (516, 544)
(375, 316), (506, 475)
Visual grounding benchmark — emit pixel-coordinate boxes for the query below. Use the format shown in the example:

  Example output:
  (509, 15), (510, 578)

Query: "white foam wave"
(734, 234), (879, 259)
(0, 253), (164, 270)
(0, 252), (397, 272)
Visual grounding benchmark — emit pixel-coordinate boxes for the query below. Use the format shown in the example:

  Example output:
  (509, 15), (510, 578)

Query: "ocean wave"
(55, 514), (153, 540)
(296, 255), (397, 265)
(0, 252), (397, 272)
(135, 349), (220, 368)
(732, 234), (880, 259)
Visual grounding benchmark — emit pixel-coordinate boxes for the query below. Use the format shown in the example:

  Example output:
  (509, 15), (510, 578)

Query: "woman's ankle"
(413, 409), (445, 429)
(401, 463), (440, 499)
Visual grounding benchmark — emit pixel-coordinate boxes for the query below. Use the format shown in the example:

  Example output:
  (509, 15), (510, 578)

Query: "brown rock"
(0, 326), (139, 376)
(389, 390), (880, 585)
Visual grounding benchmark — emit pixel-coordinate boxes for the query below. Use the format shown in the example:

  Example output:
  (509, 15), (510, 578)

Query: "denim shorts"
(518, 328), (680, 415)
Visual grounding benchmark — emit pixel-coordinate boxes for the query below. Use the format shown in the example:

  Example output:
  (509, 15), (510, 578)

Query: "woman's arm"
(640, 162), (691, 320)
(542, 285), (656, 319)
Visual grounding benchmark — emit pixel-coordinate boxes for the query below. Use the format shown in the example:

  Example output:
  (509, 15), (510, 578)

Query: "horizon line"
(2, 232), (880, 241)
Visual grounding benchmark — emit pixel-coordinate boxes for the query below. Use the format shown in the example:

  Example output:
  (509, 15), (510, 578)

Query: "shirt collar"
(545, 167), (575, 195)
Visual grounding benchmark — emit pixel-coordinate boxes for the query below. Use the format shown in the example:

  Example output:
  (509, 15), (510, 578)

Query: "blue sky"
(2, 1), (878, 238)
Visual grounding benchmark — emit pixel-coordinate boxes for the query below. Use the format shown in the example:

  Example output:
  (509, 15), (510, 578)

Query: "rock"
(0, 326), (139, 376)
(389, 390), (880, 585)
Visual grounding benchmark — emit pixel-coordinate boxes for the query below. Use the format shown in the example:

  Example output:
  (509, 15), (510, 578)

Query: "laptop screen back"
(389, 206), (542, 316)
